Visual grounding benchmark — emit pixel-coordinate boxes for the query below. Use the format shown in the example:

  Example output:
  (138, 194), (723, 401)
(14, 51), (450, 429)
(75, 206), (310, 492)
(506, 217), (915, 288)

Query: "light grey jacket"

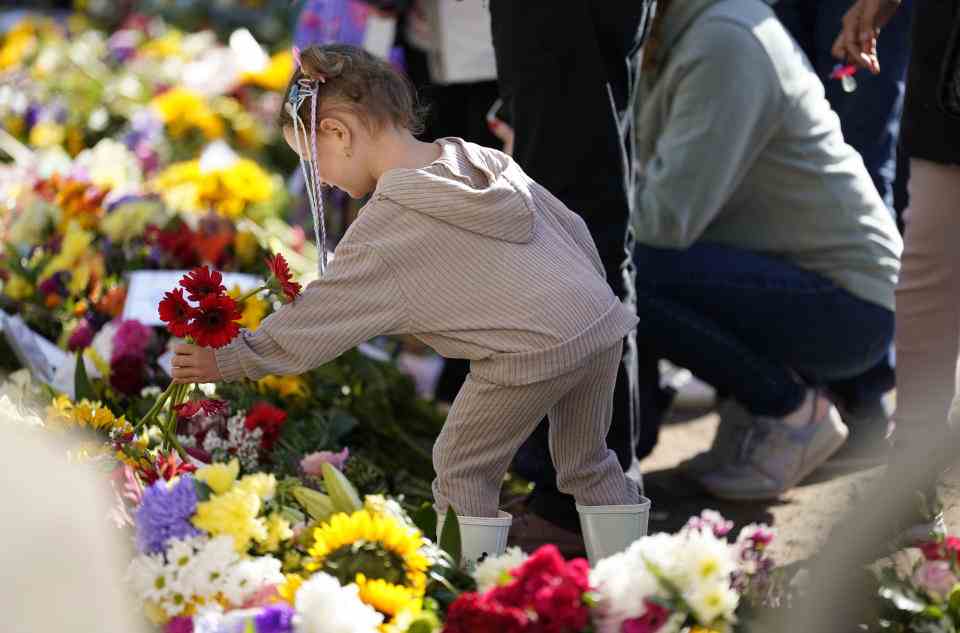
(632, 0), (902, 310)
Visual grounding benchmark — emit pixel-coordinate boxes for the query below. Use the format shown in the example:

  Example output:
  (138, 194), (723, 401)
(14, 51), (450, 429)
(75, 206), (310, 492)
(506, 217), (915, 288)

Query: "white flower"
(474, 546), (528, 593)
(220, 555), (284, 606)
(683, 579), (739, 625)
(128, 552), (175, 603)
(90, 321), (119, 368)
(590, 547), (664, 633)
(296, 573), (383, 633)
(140, 385), (163, 398)
(364, 494), (408, 524)
(73, 138), (143, 196)
(673, 530), (737, 589)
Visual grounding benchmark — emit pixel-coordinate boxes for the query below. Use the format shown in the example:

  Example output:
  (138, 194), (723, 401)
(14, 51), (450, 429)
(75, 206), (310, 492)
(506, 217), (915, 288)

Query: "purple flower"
(135, 476), (201, 555)
(111, 318), (152, 365)
(38, 272), (67, 297)
(254, 604), (295, 633)
(165, 616), (194, 633)
(68, 321), (94, 351)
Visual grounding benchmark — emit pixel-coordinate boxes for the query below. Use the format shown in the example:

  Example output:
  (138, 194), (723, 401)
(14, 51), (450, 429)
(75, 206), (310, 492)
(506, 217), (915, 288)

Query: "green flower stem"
(136, 381), (176, 431)
(237, 285), (269, 304)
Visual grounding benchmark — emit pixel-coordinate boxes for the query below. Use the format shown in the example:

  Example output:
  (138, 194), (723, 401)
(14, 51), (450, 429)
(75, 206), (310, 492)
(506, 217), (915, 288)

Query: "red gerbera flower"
(189, 294), (241, 348)
(180, 266), (226, 302)
(158, 288), (198, 337)
(139, 451), (197, 486)
(174, 399), (230, 419)
(244, 401), (288, 451)
(265, 253), (302, 303)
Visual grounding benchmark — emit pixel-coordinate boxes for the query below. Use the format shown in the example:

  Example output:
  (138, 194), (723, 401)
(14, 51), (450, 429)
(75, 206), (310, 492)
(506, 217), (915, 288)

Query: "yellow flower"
(355, 574), (422, 619)
(195, 459), (240, 495)
(276, 573), (304, 604)
(152, 88), (224, 140)
(40, 224), (93, 280)
(47, 395), (130, 434)
(234, 230), (260, 267)
(242, 50), (295, 91)
(307, 510), (430, 603)
(0, 21), (39, 70)
(138, 30), (183, 59)
(230, 285), (268, 331)
(192, 487), (267, 553)
(28, 122), (65, 148)
(150, 158), (274, 219)
(257, 375), (309, 400)
(237, 473), (277, 501)
(3, 274), (33, 300)
(258, 513), (294, 553)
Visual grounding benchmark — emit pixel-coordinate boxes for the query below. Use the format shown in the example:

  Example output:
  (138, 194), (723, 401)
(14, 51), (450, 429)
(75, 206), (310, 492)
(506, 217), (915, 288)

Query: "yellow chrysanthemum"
(230, 285), (268, 331)
(236, 472), (276, 501)
(150, 158), (274, 219)
(0, 21), (39, 70)
(28, 122), (64, 148)
(152, 88), (224, 140)
(355, 573), (423, 619)
(307, 510), (430, 597)
(276, 573), (304, 604)
(257, 375), (309, 400)
(259, 513), (294, 553)
(192, 487), (267, 553)
(195, 459), (240, 495)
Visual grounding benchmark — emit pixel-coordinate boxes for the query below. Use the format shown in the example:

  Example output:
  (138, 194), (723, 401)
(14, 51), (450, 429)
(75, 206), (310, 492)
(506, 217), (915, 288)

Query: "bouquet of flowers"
(874, 535), (960, 632)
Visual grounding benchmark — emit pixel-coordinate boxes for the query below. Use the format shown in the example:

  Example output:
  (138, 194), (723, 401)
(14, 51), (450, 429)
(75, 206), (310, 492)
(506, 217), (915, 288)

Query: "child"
(171, 44), (645, 565)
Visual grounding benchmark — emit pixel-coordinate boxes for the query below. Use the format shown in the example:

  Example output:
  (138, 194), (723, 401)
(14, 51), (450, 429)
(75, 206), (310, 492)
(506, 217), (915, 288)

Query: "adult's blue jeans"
(634, 243), (895, 417)
(775, 0), (913, 210)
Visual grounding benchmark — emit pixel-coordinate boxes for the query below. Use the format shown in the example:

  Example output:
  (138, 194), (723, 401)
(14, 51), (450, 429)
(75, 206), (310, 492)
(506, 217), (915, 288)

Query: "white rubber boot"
(437, 510), (512, 570)
(577, 499), (651, 566)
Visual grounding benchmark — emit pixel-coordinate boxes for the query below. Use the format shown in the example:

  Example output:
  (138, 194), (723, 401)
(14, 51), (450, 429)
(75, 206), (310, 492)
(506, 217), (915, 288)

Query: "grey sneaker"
(677, 399), (753, 478)
(700, 397), (849, 501)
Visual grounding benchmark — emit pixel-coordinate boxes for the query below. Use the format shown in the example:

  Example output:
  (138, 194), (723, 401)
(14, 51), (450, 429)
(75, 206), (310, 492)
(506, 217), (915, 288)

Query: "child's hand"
(171, 344), (223, 384)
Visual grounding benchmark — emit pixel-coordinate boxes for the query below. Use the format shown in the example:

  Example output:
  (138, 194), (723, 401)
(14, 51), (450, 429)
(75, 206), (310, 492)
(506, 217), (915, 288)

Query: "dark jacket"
(901, 0), (960, 164)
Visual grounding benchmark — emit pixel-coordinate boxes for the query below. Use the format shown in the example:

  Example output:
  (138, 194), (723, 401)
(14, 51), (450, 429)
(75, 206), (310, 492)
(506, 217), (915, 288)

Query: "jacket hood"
(374, 137), (536, 243)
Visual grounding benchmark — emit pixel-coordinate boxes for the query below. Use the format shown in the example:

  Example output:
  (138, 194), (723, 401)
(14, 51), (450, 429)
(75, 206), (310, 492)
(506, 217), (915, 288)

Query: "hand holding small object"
(171, 343), (222, 384)
(831, 0), (902, 74)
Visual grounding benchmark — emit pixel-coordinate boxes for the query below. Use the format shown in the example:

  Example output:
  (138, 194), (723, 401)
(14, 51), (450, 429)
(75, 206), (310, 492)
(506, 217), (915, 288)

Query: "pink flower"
(165, 616), (193, 633)
(914, 560), (959, 600)
(622, 601), (671, 633)
(111, 319), (153, 364)
(300, 448), (350, 475)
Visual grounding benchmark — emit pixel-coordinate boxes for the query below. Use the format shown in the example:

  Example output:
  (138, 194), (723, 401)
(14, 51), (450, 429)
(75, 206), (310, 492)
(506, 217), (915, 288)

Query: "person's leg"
(432, 371), (573, 518)
(490, 0), (650, 531)
(634, 243), (895, 407)
(894, 159), (960, 434)
(548, 345), (639, 507)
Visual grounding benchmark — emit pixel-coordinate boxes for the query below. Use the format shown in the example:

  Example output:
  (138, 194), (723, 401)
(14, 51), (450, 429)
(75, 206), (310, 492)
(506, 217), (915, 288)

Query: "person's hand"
(831, 0), (902, 74)
(171, 344), (223, 384)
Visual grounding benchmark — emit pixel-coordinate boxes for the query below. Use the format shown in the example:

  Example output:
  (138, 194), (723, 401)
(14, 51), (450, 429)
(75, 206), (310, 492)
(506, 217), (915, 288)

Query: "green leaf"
(923, 606), (946, 620)
(322, 462), (362, 514)
(412, 503), (438, 541)
(439, 507), (461, 566)
(192, 479), (212, 502)
(74, 352), (95, 402)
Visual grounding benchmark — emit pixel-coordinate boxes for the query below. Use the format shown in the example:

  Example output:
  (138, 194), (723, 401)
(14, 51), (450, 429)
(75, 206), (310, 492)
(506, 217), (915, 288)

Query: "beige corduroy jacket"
(215, 137), (637, 387)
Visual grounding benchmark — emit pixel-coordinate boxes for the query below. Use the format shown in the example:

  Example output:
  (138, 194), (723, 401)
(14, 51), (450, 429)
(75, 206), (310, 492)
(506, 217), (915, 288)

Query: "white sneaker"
(700, 396), (849, 501)
(677, 399), (753, 478)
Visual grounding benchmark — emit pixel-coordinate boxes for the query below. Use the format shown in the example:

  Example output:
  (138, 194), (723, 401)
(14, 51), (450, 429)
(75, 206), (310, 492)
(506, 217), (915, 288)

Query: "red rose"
(244, 402), (288, 451)
(189, 294), (241, 348)
(158, 288), (197, 338)
(443, 593), (530, 633)
(180, 266), (226, 302)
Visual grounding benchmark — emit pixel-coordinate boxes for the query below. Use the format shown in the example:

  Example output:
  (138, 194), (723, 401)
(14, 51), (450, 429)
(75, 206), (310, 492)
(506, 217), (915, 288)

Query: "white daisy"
(296, 573), (383, 633)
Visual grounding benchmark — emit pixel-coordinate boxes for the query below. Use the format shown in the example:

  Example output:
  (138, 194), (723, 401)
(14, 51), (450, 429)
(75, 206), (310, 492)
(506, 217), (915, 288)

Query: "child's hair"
(279, 44), (427, 135)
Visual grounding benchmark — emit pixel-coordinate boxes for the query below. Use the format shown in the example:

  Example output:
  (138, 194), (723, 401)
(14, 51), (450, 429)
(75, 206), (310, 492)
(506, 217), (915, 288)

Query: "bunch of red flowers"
(158, 266), (241, 348)
(445, 545), (593, 633)
(158, 255), (301, 348)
